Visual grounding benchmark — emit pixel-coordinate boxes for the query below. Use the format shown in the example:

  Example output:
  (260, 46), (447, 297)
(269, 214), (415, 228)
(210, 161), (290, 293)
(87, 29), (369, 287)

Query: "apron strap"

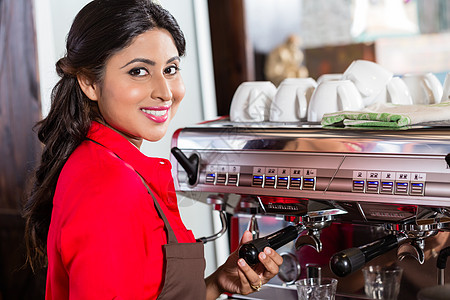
(135, 172), (178, 244)
(86, 138), (178, 244)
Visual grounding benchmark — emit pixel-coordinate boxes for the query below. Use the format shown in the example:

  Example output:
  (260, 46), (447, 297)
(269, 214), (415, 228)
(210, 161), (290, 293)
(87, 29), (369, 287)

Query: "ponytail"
(23, 58), (99, 270)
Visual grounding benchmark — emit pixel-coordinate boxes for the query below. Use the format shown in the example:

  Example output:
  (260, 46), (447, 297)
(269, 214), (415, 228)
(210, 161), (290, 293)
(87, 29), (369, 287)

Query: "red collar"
(86, 121), (172, 181)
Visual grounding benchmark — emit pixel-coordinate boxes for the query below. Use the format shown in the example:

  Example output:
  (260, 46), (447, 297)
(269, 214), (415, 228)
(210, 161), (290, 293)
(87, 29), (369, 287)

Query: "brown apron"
(136, 173), (206, 300)
(86, 139), (206, 299)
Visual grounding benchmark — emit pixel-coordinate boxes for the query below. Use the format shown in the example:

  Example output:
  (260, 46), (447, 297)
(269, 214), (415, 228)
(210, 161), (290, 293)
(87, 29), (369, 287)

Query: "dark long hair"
(23, 0), (186, 270)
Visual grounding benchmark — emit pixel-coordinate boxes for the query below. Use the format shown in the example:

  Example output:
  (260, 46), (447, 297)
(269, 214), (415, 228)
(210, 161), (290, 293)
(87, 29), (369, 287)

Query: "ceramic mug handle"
(423, 74), (443, 104)
(247, 89), (265, 121)
(345, 73), (370, 97)
(442, 73), (450, 103)
(337, 85), (355, 111)
(295, 87), (308, 119)
(387, 77), (413, 105)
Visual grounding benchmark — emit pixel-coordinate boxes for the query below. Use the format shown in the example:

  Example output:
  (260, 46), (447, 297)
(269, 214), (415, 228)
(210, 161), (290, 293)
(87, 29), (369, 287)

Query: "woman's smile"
(140, 104), (171, 123)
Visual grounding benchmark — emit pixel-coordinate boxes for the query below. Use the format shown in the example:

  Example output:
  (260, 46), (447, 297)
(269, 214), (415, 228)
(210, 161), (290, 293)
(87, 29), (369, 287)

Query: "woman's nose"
(151, 75), (173, 101)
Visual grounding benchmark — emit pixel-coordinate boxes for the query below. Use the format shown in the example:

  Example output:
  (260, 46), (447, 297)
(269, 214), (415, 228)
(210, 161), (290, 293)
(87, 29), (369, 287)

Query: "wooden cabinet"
(207, 0), (254, 116)
(0, 0), (44, 298)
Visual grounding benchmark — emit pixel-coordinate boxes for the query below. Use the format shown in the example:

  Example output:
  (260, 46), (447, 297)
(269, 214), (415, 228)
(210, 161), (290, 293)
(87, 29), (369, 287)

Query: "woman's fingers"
(258, 247), (283, 279)
(239, 230), (253, 244)
(238, 258), (263, 294)
(264, 247), (283, 265)
(237, 246), (283, 293)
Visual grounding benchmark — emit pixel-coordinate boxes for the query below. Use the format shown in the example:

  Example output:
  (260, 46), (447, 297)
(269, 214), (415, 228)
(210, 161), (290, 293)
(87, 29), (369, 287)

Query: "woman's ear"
(77, 75), (99, 101)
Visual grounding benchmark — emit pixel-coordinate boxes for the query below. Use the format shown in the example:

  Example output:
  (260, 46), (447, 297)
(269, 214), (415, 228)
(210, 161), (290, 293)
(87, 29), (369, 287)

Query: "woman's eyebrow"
(120, 56), (180, 69)
(167, 56), (180, 64)
(120, 58), (155, 69)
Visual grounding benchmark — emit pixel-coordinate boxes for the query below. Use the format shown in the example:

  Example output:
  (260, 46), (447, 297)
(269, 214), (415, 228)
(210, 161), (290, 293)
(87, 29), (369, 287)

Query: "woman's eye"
(129, 67), (149, 77)
(164, 65), (179, 75)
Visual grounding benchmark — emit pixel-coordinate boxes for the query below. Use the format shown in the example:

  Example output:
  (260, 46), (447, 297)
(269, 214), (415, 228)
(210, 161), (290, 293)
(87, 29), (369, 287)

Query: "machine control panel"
(172, 147), (450, 207)
(204, 165), (427, 197)
(351, 171), (426, 196)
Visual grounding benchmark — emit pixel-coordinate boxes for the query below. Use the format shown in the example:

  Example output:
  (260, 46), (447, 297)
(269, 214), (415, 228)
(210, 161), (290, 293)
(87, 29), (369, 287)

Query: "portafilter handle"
(330, 233), (407, 277)
(239, 224), (304, 266)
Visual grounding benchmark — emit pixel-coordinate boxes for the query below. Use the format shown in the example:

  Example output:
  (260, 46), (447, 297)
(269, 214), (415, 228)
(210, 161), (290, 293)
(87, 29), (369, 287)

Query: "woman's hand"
(205, 230), (283, 299)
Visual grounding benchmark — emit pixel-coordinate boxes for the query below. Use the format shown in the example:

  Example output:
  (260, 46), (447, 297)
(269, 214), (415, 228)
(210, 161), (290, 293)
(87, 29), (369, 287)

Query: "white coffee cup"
(375, 77), (413, 105)
(317, 73), (343, 84)
(342, 60), (393, 107)
(229, 81), (277, 122)
(440, 72), (450, 103)
(269, 78), (317, 122)
(307, 80), (364, 122)
(402, 72), (443, 105)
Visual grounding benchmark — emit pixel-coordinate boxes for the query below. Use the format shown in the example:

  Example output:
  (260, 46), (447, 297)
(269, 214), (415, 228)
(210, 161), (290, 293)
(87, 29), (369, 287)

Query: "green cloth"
(321, 101), (450, 128)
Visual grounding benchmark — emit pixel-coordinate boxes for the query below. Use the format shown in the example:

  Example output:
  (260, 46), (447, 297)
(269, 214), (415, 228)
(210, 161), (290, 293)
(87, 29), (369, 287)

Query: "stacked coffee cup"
(229, 60), (447, 123)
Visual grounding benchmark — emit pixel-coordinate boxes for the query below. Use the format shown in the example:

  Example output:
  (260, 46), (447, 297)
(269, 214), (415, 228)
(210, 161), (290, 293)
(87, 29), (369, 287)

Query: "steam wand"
(171, 147), (199, 185)
(437, 246), (450, 285)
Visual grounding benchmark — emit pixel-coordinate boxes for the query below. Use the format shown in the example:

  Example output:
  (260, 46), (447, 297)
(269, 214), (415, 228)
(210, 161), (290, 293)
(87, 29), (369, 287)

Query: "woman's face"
(86, 28), (185, 148)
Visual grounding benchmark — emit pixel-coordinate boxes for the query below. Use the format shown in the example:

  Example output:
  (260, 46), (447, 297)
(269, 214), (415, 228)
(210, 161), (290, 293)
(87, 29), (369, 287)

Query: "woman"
(23, 0), (282, 299)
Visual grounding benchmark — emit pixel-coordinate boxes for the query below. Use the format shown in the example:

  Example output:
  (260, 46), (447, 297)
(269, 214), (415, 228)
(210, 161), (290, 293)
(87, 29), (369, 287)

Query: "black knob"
(239, 225), (302, 266)
(239, 242), (267, 266)
(446, 154), (450, 168)
(329, 248), (365, 277)
(330, 234), (399, 277)
(171, 147), (199, 185)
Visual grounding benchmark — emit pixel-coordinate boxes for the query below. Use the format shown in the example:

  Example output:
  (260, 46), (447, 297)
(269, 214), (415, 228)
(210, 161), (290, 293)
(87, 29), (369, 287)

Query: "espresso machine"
(170, 119), (450, 299)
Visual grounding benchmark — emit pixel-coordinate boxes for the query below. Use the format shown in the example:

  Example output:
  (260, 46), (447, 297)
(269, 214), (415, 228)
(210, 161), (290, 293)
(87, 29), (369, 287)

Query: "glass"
(295, 277), (338, 300)
(362, 265), (403, 300)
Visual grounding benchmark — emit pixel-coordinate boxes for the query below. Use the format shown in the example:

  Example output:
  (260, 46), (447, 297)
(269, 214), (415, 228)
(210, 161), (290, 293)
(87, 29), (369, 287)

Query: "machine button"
(252, 175), (264, 187)
(227, 174), (239, 186)
(276, 176), (289, 189)
(410, 182), (425, 196)
(302, 177), (315, 190)
(216, 173), (227, 185)
(289, 177), (302, 189)
(395, 182), (409, 194)
(380, 181), (394, 194)
(366, 181), (380, 193)
(264, 175), (276, 188)
(205, 173), (216, 184)
(353, 170), (366, 192)
(352, 180), (365, 192)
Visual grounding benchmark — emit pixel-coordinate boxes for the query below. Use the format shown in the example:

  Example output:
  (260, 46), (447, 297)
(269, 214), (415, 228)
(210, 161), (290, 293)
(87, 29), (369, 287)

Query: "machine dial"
(277, 252), (301, 284)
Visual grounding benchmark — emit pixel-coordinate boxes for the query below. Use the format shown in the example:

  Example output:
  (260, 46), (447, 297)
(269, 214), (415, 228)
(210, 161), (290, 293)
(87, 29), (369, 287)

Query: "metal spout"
(295, 230), (323, 252)
(397, 240), (425, 264)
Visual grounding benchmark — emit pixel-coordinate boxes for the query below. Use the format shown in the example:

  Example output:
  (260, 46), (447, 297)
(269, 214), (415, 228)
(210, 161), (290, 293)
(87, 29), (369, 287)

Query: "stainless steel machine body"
(170, 120), (450, 299)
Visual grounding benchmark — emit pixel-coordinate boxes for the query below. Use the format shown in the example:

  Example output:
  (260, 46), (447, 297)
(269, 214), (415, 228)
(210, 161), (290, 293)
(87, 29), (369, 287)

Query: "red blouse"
(46, 121), (196, 300)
